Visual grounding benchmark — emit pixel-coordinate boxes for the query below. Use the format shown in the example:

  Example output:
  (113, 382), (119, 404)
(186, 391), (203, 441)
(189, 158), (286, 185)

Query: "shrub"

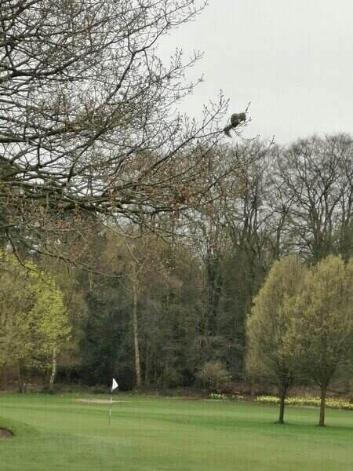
(196, 361), (231, 393)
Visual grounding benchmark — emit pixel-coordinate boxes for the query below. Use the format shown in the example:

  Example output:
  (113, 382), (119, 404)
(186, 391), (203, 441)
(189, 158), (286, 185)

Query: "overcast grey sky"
(160, 0), (353, 143)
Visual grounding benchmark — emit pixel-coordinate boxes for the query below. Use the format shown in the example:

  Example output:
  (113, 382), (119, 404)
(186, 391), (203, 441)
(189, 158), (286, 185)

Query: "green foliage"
(249, 254), (353, 426)
(288, 256), (353, 385)
(286, 255), (353, 425)
(0, 251), (70, 375)
(246, 256), (305, 387)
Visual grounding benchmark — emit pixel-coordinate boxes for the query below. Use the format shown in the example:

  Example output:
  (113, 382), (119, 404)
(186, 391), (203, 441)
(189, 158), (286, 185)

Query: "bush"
(196, 361), (231, 393)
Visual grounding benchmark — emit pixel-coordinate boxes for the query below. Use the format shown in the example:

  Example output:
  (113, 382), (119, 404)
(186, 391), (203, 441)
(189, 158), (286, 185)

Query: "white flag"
(111, 378), (119, 391)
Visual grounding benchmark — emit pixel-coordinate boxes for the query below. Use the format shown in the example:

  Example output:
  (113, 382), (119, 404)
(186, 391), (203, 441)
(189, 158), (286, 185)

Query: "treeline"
(1, 134), (353, 404)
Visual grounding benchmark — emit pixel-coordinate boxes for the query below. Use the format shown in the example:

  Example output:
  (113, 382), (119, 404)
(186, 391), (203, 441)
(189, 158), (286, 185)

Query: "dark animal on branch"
(223, 112), (246, 137)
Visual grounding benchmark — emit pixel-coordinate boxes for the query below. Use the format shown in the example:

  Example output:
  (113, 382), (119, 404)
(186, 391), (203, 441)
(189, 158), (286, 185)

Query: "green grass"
(1, 393), (353, 470)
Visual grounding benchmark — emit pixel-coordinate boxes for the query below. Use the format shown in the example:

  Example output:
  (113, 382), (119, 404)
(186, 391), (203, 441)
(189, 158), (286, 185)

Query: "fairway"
(1, 394), (353, 470)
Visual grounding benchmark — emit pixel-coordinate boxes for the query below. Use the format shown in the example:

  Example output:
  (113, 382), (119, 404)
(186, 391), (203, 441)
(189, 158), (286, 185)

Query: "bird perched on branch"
(223, 112), (246, 137)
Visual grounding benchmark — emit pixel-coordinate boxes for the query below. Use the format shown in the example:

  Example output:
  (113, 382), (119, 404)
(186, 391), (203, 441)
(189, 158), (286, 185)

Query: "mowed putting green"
(1, 394), (353, 470)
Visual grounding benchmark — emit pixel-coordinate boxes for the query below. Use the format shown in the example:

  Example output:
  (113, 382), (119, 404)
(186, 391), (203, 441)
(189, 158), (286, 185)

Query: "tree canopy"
(288, 255), (353, 426)
(246, 256), (305, 423)
(0, 251), (70, 390)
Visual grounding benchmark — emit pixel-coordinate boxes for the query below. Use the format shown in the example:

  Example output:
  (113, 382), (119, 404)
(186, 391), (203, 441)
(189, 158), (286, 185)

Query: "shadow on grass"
(0, 416), (38, 440)
(0, 427), (14, 439)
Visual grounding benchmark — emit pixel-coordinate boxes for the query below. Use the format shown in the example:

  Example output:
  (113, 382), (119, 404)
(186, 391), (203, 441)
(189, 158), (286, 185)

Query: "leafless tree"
(274, 135), (353, 261)
(0, 0), (226, 256)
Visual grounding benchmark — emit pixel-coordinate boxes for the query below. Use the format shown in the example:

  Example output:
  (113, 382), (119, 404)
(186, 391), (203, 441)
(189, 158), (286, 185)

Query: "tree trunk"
(49, 347), (57, 392)
(319, 384), (327, 426)
(277, 385), (287, 424)
(17, 363), (25, 393)
(132, 268), (142, 389)
(144, 343), (150, 385)
(206, 254), (222, 337)
(1, 365), (8, 390)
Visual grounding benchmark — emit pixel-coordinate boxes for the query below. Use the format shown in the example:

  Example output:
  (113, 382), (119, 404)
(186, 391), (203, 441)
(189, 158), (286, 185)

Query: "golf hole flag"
(112, 378), (118, 392)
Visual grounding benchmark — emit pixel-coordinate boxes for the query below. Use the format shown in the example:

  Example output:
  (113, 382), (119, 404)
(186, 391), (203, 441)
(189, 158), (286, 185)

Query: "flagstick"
(109, 378), (118, 424)
(108, 391), (112, 425)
